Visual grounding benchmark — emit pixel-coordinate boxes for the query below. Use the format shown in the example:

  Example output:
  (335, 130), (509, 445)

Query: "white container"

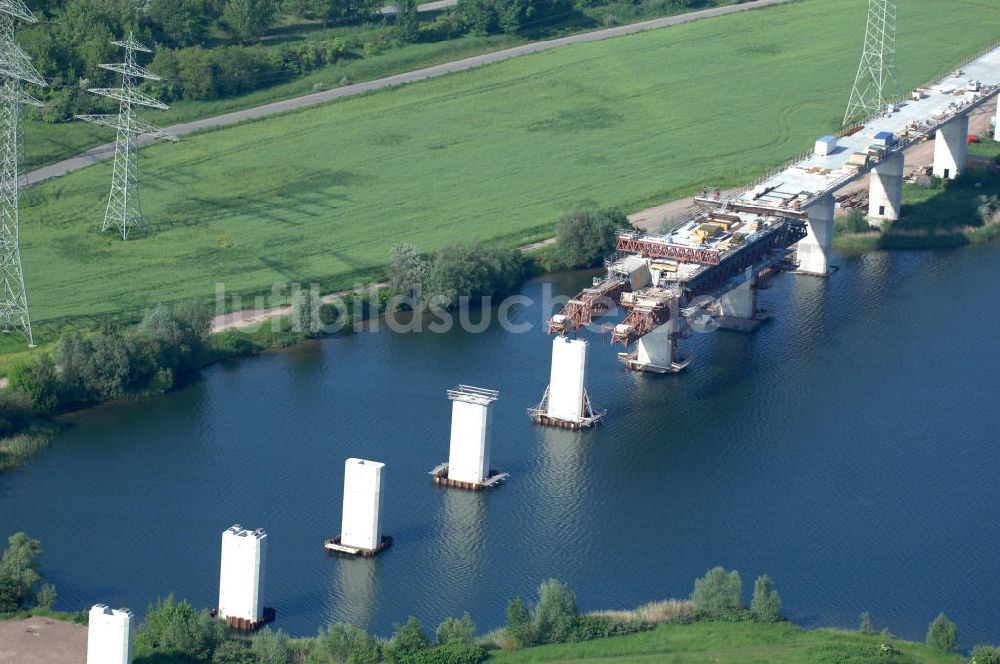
(814, 135), (837, 156)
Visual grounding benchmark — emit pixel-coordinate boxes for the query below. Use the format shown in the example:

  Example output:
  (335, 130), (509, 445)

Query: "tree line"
(10, 303), (212, 413)
(5, 539), (995, 662)
(23, 0), (699, 120)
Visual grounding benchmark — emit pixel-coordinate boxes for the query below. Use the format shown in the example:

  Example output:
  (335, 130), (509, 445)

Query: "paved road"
(28, 0), (792, 184)
(381, 0), (458, 16)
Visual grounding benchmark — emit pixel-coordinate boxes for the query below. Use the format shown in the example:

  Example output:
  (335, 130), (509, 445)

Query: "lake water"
(2, 243), (999, 649)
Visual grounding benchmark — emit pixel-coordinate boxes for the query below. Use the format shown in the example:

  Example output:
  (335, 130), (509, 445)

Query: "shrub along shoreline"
(2, 540), (989, 664)
(3, 163), (997, 472)
(1, 207), (628, 473)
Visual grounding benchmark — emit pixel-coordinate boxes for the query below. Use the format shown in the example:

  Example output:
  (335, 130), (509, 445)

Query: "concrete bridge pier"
(633, 313), (691, 373)
(796, 195), (835, 276)
(933, 115), (969, 180)
(719, 271), (757, 320)
(635, 318), (677, 371)
(868, 152), (904, 222)
(995, 96), (1000, 142)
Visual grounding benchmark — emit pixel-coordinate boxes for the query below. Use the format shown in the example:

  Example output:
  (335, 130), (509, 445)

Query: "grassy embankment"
(8, 0), (1000, 369)
(835, 140), (1000, 251)
(22, 1), (736, 171)
(488, 622), (964, 663)
(0, 608), (88, 623)
(0, 612), (968, 664)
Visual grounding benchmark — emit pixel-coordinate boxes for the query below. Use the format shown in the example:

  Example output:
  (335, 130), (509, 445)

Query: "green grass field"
(22, 33), (524, 171)
(21, 2), (738, 170)
(15, 0), (1000, 351)
(487, 622), (963, 663)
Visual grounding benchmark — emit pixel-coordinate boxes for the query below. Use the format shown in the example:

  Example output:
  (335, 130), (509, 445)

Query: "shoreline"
(0, 600), (973, 662)
(4, 157), (999, 471)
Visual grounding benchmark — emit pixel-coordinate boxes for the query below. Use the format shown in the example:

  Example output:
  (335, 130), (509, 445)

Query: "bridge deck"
(738, 44), (1000, 210)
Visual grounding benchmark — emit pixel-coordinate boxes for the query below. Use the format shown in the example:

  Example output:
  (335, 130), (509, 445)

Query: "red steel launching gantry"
(547, 277), (626, 335)
(609, 288), (674, 346)
(548, 197), (810, 374)
(614, 235), (721, 266)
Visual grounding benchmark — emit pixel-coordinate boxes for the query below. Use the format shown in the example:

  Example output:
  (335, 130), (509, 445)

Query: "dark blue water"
(2, 243), (999, 648)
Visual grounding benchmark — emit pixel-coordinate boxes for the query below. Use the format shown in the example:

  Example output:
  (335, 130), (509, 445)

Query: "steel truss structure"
(844, 0), (899, 126)
(0, 0), (45, 346)
(78, 33), (175, 240)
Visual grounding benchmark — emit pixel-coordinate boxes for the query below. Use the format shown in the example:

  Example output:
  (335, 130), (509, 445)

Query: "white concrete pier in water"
(340, 459), (385, 551)
(218, 525), (268, 625)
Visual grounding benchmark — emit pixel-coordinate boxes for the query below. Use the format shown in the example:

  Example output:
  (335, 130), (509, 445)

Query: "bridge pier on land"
(933, 115), (969, 180)
(868, 151), (904, 222)
(995, 96), (1000, 142)
(796, 196), (835, 276)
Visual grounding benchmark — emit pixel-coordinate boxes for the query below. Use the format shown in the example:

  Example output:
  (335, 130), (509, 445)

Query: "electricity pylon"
(843, 0), (899, 127)
(77, 33), (176, 240)
(1, 0), (45, 347)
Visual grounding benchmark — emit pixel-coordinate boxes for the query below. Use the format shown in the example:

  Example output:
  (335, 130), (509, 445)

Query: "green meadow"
(487, 622), (964, 663)
(17, 0), (1000, 344)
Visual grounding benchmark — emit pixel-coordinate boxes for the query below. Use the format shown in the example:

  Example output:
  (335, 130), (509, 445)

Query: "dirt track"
(0, 617), (87, 664)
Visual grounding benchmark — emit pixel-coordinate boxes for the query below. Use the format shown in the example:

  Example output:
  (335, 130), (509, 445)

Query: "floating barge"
(323, 534), (393, 558)
(428, 463), (508, 490)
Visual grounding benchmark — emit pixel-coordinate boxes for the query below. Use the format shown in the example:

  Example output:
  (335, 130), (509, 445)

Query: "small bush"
(505, 597), (536, 648)
(385, 616), (430, 660)
(970, 645), (1000, 664)
(565, 615), (653, 642)
(859, 611), (874, 635)
(436, 613), (476, 645)
(0, 391), (34, 437)
(835, 208), (873, 235)
(399, 641), (488, 664)
(554, 208), (630, 270)
(133, 595), (225, 662)
(926, 612), (958, 652)
(750, 575), (781, 623)
(533, 579), (579, 644)
(313, 622), (381, 662)
(211, 640), (256, 664)
(691, 567), (743, 615)
(426, 243), (524, 308)
(251, 627), (292, 664)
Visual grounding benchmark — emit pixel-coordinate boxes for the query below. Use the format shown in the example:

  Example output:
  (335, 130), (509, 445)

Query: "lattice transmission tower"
(1, 0), (46, 347)
(843, 0), (899, 126)
(77, 33), (175, 240)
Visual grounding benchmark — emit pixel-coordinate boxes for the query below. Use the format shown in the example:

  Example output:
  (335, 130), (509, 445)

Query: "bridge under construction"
(546, 42), (1000, 382)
